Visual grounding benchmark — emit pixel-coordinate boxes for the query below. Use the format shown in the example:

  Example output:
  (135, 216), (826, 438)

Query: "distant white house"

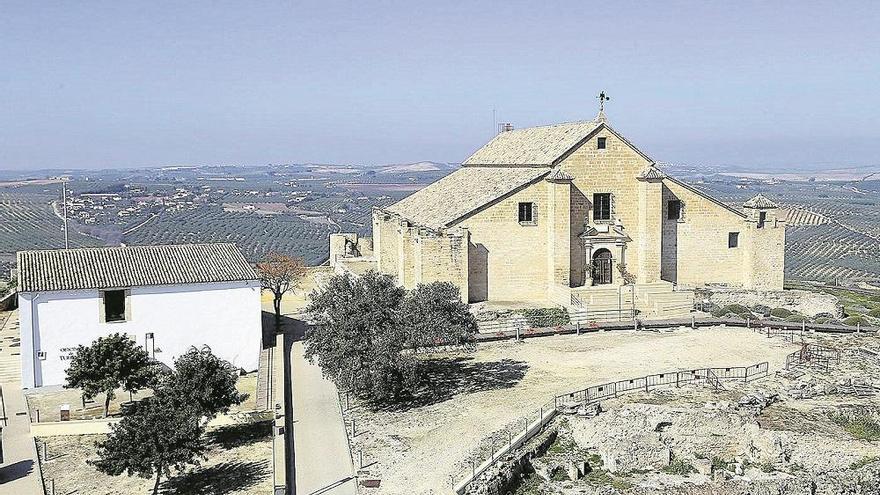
(17, 243), (262, 388)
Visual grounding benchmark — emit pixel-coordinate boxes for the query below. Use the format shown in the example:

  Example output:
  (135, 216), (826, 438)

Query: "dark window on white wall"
(597, 137), (607, 150)
(728, 232), (740, 248)
(518, 202), (534, 223)
(104, 290), (126, 322)
(758, 211), (767, 228)
(667, 200), (682, 220)
(593, 193), (612, 221)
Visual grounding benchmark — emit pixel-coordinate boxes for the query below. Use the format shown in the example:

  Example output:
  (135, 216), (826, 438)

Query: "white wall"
(18, 280), (262, 388)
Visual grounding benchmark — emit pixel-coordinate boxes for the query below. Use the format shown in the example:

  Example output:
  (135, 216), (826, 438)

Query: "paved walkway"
(289, 324), (357, 495)
(0, 310), (43, 494)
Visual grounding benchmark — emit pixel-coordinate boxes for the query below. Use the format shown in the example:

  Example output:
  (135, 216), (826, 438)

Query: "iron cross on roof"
(597, 91), (610, 112)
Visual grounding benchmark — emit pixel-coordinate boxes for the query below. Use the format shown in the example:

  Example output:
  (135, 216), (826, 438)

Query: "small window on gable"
(103, 289), (127, 322)
(593, 193), (612, 221)
(667, 200), (682, 220)
(518, 202), (535, 224)
(728, 232), (740, 248)
(757, 211), (767, 229)
(597, 137), (607, 150)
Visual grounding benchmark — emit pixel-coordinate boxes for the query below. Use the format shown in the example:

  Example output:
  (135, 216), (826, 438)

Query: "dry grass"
(37, 420), (273, 495)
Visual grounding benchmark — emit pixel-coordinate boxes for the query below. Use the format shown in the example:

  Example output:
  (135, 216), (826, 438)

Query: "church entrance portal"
(592, 249), (613, 285)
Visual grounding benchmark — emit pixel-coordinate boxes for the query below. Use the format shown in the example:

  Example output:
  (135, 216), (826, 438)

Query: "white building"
(17, 243), (262, 388)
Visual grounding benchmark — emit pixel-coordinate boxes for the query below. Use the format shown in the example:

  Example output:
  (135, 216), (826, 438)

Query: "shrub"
(868, 308), (880, 318)
(710, 307), (728, 318)
(829, 411), (880, 441)
(770, 307), (792, 318)
(520, 307), (570, 328)
(843, 315), (867, 326)
(711, 456), (730, 472)
(814, 317), (832, 324)
(723, 304), (752, 315)
(662, 457), (695, 476)
(785, 314), (807, 322)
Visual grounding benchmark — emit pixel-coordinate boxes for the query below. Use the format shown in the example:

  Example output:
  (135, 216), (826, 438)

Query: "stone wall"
(452, 179), (552, 303)
(558, 127), (652, 284)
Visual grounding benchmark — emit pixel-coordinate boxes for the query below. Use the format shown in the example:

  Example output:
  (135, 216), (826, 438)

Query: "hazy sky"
(1, 1), (879, 170)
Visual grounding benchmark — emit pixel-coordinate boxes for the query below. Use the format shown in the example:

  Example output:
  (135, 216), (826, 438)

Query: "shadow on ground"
(0, 459), (34, 483)
(374, 356), (529, 411)
(208, 420), (273, 449)
(161, 460), (270, 495)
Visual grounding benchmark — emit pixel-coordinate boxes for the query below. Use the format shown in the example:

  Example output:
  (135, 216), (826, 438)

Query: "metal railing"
(453, 361), (769, 493)
(784, 343), (841, 371)
(556, 363), (768, 406)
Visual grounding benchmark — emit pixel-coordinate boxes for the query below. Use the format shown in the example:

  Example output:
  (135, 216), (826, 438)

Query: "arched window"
(592, 249), (613, 285)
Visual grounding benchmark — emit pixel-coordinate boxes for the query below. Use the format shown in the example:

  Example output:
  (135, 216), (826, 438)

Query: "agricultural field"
(1, 165), (879, 283)
(0, 189), (102, 275)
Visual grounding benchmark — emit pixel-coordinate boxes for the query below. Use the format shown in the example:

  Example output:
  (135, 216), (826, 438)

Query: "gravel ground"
(37, 420), (273, 495)
(345, 326), (800, 494)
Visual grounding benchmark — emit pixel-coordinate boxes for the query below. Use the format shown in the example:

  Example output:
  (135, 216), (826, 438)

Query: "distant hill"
(376, 161), (459, 174)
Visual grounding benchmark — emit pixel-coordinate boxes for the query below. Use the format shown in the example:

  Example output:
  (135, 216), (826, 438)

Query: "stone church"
(331, 110), (785, 316)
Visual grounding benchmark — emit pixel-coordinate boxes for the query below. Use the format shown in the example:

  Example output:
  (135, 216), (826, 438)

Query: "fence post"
(516, 325), (521, 342)
(802, 319), (806, 334)
(857, 321), (861, 334)
(576, 321), (580, 336)
(747, 316), (750, 329)
(691, 314), (695, 329)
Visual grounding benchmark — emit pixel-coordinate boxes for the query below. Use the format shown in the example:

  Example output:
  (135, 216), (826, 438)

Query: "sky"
(1, 1), (879, 171)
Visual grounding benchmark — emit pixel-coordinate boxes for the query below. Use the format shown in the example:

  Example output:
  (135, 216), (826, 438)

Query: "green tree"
(163, 345), (248, 419)
(65, 333), (153, 417)
(90, 395), (207, 495)
(305, 272), (476, 401)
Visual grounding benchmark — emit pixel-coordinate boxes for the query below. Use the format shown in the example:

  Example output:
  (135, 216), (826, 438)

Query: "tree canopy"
(305, 271), (476, 401)
(90, 395), (207, 495)
(161, 345), (248, 419)
(65, 333), (155, 417)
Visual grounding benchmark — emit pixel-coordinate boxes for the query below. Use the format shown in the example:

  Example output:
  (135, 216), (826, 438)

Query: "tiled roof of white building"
(384, 166), (549, 229)
(463, 120), (602, 166)
(17, 243), (257, 292)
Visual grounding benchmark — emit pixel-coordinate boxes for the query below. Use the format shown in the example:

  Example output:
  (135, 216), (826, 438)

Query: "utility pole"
(62, 180), (70, 249)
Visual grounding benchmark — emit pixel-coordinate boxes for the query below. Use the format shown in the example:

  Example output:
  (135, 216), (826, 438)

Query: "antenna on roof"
(62, 180), (70, 249)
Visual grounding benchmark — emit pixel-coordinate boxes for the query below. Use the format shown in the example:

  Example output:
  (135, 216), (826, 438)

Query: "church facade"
(331, 113), (785, 310)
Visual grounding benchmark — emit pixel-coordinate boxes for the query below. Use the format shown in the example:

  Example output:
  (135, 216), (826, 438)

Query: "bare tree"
(256, 252), (307, 331)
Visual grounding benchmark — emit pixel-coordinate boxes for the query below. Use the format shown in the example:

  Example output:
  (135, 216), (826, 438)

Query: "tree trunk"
(152, 466), (163, 495)
(104, 393), (111, 418)
(274, 294), (282, 332)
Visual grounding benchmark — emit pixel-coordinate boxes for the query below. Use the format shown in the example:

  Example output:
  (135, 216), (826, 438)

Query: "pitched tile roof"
(743, 193), (779, 209)
(384, 166), (549, 229)
(17, 243), (257, 292)
(463, 120), (603, 166)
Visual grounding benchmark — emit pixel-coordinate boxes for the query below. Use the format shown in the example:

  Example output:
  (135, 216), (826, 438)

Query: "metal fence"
(555, 362), (769, 406)
(452, 361), (769, 493)
(784, 343), (841, 371)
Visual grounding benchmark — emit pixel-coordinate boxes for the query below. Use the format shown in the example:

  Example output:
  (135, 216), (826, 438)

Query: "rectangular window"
(728, 232), (740, 248)
(597, 137), (607, 150)
(518, 202), (534, 223)
(667, 200), (682, 220)
(103, 289), (127, 322)
(593, 193), (612, 221)
(757, 211), (767, 229)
